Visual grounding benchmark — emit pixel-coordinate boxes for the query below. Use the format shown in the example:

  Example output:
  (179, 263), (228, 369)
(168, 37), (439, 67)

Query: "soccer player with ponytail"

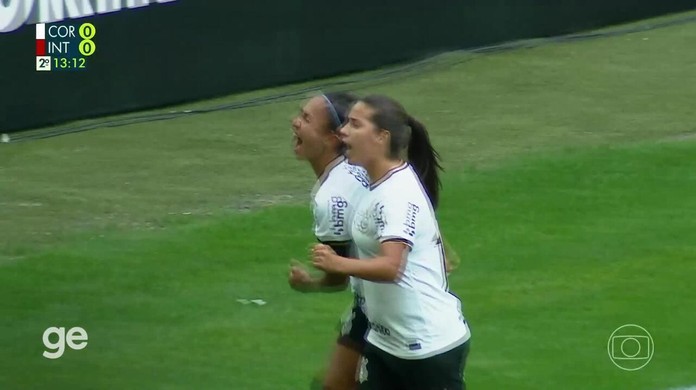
(312, 95), (471, 389)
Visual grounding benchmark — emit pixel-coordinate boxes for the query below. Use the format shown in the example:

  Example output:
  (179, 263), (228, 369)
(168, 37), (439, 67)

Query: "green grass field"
(1, 12), (696, 390)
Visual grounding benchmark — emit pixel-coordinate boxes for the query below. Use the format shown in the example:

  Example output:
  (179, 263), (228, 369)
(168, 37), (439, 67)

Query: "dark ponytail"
(407, 115), (443, 209)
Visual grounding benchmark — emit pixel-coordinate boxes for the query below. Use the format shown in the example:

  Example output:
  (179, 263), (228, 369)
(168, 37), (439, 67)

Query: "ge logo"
(78, 23), (96, 57)
(42, 326), (88, 359)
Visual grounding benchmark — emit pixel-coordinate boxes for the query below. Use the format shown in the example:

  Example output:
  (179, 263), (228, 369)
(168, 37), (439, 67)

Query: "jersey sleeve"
(313, 194), (352, 243)
(375, 195), (423, 248)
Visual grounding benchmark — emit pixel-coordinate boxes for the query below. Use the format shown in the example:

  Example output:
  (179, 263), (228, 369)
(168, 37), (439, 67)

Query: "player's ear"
(326, 131), (341, 148)
(377, 129), (391, 144)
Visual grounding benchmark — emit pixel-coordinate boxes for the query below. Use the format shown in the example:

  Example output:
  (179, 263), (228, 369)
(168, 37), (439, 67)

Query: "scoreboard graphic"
(35, 22), (96, 72)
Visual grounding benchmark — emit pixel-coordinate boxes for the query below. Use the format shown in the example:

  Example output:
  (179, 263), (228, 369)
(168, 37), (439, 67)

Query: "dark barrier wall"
(1, 0), (694, 133)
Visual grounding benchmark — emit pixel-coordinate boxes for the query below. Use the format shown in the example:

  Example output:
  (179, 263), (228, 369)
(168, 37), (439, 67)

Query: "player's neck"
(311, 152), (342, 178)
(366, 159), (404, 185)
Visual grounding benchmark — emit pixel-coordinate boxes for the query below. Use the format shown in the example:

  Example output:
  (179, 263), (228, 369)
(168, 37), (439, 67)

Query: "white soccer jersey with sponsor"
(352, 162), (470, 359)
(311, 156), (370, 296)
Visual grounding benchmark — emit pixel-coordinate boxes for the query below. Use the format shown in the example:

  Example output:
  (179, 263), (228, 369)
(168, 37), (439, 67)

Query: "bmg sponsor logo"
(42, 326), (88, 359)
(402, 202), (419, 237)
(330, 196), (348, 235)
(607, 324), (654, 371)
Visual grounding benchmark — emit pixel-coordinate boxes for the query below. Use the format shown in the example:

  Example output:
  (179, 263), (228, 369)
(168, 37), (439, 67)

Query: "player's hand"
(311, 244), (343, 274)
(288, 259), (313, 292)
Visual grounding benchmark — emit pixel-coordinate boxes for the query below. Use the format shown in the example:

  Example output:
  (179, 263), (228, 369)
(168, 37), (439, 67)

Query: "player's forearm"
(316, 272), (349, 292)
(334, 256), (401, 282)
(300, 273), (348, 293)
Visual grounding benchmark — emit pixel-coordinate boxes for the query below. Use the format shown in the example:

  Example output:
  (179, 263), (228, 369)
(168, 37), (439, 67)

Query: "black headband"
(321, 94), (342, 130)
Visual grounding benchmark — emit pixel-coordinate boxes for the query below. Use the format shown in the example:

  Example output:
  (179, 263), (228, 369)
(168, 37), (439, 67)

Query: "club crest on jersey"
(402, 202), (420, 237)
(329, 196), (348, 235)
(356, 209), (371, 235)
(355, 202), (384, 238)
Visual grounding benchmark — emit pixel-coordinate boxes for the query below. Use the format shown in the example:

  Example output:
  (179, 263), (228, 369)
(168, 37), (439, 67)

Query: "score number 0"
(78, 23), (96, 56)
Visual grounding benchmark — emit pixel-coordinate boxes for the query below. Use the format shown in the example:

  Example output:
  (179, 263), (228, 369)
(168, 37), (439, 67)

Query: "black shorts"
(336, 296), (369, 352)
(357, 339), (471, 390)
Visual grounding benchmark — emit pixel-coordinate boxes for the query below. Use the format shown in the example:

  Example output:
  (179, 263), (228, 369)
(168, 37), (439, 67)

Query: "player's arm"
(311, 240), (408, 283)
(312, 195), (417, 282)
(310, 241), (351, 291)
(289, 241), (350, 293)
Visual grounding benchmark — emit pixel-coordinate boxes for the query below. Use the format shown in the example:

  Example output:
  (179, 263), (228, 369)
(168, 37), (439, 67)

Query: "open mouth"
(292, 133), (303, 150)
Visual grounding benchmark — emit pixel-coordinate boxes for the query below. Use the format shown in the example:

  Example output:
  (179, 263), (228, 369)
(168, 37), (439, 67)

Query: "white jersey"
(352, 162), (470, 359)
(311, 156), (370, 297)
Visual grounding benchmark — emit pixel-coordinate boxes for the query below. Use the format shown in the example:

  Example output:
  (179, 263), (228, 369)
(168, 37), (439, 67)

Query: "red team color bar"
(36, 23), (45, 55)
(36, 39), (46, 55)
